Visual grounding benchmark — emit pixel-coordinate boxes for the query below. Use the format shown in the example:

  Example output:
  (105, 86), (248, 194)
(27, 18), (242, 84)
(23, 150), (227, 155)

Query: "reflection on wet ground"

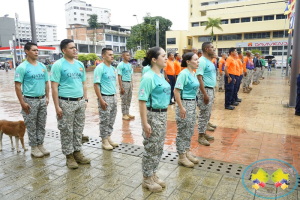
(1, 69), (300, 170)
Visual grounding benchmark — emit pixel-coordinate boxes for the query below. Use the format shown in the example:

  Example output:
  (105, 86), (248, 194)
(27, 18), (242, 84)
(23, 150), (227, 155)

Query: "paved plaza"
(0, 69), (300, 199)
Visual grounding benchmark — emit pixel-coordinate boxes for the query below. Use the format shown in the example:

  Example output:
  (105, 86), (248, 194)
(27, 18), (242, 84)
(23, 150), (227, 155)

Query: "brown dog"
(0, 120), (28, 152)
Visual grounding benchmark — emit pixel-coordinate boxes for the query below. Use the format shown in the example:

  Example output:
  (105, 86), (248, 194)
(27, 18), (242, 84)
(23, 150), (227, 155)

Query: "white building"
(65, 0), (111, 27)
(16, 21), (57, 42)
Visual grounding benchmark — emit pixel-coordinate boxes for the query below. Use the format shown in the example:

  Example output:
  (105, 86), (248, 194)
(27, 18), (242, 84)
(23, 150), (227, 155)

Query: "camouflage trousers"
(258, 67), (265, 78)
(197, 88), (215, 133)
(219, 71), (225, 89)
(243, 70), (253, 88)
(253, 68), (259, 82)
(98, 95), (117, 139)
(21, 97), (47, 147)
(175, 100), (197, 154)
(57, 98), (85, 155)
(142, 110), (167, 177)
(120, 81), (132, 115)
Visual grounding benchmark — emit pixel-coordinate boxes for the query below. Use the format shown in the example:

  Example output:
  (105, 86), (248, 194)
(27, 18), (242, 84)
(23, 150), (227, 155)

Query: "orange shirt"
(243, 57), (248, 73)
(225, 56), (237, 75)
(237, 59), (243, 75)
(164, 59), (175, 75)
(219, 58), (225, 73)
(174, 60), (181, 75)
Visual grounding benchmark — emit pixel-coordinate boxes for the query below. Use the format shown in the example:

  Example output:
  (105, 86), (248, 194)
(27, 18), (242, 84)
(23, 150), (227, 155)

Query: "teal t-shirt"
(14, 60), (49, 97)
(260, 59), (266, 66)
(138, 69), (171, 109)
(94, 62), (116, 95)
(196, 56), (216, 88)
(175, 68), (199, 99)
(50, 57), (86, 98)
(142, 65), (151, 76)
(117, 61), (133, 81)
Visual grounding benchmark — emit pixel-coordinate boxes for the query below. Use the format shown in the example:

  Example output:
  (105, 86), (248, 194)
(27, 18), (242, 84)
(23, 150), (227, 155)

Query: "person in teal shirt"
(138, 47), (170, 193)
(14, 42), (49, 158)
(117, 51), (134, 120)
(94, 48), (119, 150)
(142, 65), (151, 76)
(196, 42), (216, 146)
(259, 55), (266, 80)
(51, 39), (90, 169)
(174, 52), (200, 168)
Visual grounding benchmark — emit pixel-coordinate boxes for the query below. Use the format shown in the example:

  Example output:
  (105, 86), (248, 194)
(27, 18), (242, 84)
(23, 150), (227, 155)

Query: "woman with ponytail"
(174, 52), (200, 168)
(138, 47), (170, 193)
(142, 57), (151, 76)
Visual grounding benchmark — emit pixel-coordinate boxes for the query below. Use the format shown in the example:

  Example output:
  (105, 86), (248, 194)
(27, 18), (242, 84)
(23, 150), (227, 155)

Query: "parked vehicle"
(276, 60), (287, 68)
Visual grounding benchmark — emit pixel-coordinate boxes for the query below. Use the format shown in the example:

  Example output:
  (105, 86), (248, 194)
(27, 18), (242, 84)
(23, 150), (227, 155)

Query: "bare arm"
(197, 75), (209, 105)
(139, 100), (151, 138)
(83, 81), (87, 108)
(15, 82), (30, 114)
(224, 65), (232, 84)
(174, 88), (186, 119)
(51, 82), (62, 119)
(93, 83), (108, 110)
(118, 75), (125, 95)
(45, 81), (49, 106)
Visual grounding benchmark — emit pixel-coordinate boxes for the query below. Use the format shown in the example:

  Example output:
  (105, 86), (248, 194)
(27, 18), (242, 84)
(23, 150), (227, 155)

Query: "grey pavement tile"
(276, 189), (298, 200)
(82, 188), (110, 200)
(2, 188), (31, 200)
(103, 184), (135, 200)
(72, 168), (105, 183)
(177, 175), (203, 193)
(189, 169), (208, 177)
(146, 194), (168, 200)
(60, 193), (83, 200)
(198, 172), (222, 189)
(232, 194), (254, 200)
(73, 177), (107, 196)
(47, 180), (81, 199)
(22, 184), (58, 199)
(23, 173), (59, 191)
(120, 162), (142, 177)
(210, 187), (235, 200)
(235, 179), (257, 198)
(127, 185), (151, 200)
(167, 189), (191, 200)
(115, 155), (140, 168)
(189, 185), (214, 200)
(99, 165), (126, 179)
(99, 174), (129, 192)
(166, 166), (192, 182)
(156, 177), (182, 197)
(123, 171), (143, 188)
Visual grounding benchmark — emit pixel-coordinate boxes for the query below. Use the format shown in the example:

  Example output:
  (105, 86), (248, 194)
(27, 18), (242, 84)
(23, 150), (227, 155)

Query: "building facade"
(0, 16), (16, 47)
(16, 21), (57, 42)
(65, 0), (111, 27)
(166, 0), (293, 57)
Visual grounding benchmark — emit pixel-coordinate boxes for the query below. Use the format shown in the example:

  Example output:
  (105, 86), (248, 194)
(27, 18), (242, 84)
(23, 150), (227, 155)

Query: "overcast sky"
(1, 0), (188, 40)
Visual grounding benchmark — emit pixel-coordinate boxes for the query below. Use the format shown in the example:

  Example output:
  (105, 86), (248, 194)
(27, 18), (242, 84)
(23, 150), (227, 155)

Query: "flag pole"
(281, 15), (287, 76)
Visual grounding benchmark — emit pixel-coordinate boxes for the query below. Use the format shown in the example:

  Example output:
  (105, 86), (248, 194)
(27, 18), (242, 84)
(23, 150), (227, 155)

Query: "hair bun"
(142, 57), (151, 66)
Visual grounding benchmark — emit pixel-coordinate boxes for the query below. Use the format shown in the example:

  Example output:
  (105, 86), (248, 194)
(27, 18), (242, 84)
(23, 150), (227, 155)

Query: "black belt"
(101, 94), (114, 96)
(181, 98), (196, 101)
(205, 87), (214, 89)
(147, 107), (168, 112)
(24, 95), (45, 99)
(122, 81), (131, 82)
(59, 96), (83, 101)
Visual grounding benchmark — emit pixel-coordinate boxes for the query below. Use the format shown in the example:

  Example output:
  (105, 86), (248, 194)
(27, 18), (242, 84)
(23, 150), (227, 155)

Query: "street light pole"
(15, 13), (22, 61)
(133, 15), (141, 49)
(28, 0), (37, 43)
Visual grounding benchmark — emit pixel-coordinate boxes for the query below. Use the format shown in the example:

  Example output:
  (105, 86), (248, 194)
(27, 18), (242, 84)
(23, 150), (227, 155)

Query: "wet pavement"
(0, 68), (300, 199)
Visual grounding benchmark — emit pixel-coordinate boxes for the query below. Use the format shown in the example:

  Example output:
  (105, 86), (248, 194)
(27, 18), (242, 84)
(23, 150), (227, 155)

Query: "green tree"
(126, 14), (172, 51)
(88, 14), (101, 45)
(78, 54), (87, 62)
(204, 17), (223, 42)
(251, 49), (262, 55)
(134, 50), (146, 60)
(86, 53), (98, 61)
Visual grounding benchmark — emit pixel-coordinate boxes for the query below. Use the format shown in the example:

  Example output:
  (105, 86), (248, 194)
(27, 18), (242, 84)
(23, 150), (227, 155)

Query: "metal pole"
(286, 31), (292, 77)
(289, 2), (299, 107)
(281, 16), (287, 75)
(12, 35), (17, 68)
(28, 0), (37, 43)
(71, 26), (74, 40)
(15, 13), (22, 61)
(156, 19), (159, 47)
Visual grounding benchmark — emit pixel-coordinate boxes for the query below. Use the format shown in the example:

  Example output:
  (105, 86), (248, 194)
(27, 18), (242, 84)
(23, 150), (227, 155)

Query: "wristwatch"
(85, 99), (88, 103)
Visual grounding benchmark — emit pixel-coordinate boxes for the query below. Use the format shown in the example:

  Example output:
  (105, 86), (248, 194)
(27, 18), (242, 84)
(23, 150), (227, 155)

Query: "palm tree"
(204, 17), (223, 42)
(88, 14), (101, 46)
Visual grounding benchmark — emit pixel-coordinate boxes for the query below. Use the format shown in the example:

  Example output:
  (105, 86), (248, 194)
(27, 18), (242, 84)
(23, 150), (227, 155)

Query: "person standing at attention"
(15, 42), (49, 157)
(174, 52), (200, 167)
(94, 48), (119, 150)
(196, 42), (216, 146)
(163, 52), (175, 104)
(174, 53), (182, 79)
(117, 51), (135, 121)
(139, 47), (170, 192)
(51, 39), (90, 169)
(218, 53), (226, 92)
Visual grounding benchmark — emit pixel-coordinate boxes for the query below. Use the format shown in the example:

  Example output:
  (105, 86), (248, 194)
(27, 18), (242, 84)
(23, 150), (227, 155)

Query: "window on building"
(106, 45), (112, 49)
(201, 2), (209, 6)
(113, 35), (119, 42)
(120, 46), (126, 52)
(218, 48), (230, 56)
(201, 11), (206, 16)
(231, 18), (240, 24)
(241, 18), (250, 23)
(113, 46), (119, 52)
(188, 39), (191, 46)
(191, 12), (192, 16)
(191, 4), (192, 8)
(253, 16), (263, 22)
(218, 34), (242, 41)
(87, 8), (92, 11)
(80, 13), (84, 16)
(80, 7), (86, 10)
(264, 15), (274, 21)
(191, 22), (199, 27)
(201, 21), (207, 26)
(74, 12), (76, 15)
(81, 19), (84, 22)
(221, 20), (228, 24)
(244, 32), (270, 39)
(273, 31), (289, 38)
(244, 47), (269, 55)
(167, 38), (176, 45)
(120, 37), (126, 43)
(198, 36), (216, 42)
(74, 18), (77, 21)
(106, 34), (112, 41)
(276, 14), (285, 20)
(74, 6), (79, 9)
